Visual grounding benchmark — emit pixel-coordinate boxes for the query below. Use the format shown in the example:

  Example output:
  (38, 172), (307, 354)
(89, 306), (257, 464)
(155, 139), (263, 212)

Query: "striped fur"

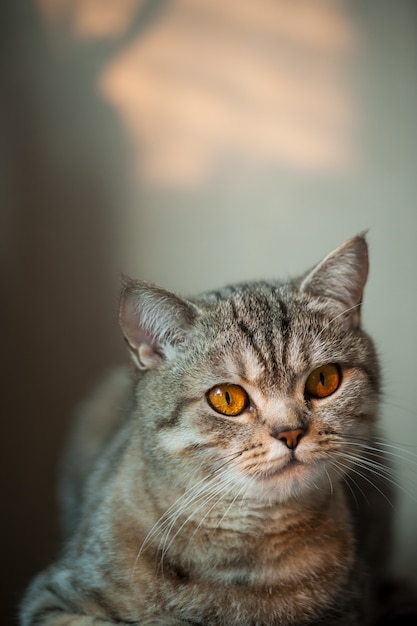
(20, 236), (410, 625)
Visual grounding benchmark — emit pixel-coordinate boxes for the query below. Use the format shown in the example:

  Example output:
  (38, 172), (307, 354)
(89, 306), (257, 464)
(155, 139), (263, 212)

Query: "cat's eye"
(305, 364), (340, 399)
(207, 384), (249, 416)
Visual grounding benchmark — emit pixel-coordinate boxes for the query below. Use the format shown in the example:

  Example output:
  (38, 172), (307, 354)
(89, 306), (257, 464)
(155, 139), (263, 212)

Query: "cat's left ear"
(119, 278), (197, 369)
(299, 235), (369, 328)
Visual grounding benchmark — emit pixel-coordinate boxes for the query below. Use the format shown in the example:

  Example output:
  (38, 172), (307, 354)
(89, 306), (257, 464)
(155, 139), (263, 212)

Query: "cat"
(20, 235), (415, 626)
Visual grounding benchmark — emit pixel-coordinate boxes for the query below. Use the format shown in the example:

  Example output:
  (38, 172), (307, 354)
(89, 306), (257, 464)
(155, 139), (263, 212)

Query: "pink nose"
(276, 428), (305, 450)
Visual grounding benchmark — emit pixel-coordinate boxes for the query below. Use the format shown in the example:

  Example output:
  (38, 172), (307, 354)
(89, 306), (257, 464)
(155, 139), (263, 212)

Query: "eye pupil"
(225, 391), (231, 405)
(319, 372), (325, 386)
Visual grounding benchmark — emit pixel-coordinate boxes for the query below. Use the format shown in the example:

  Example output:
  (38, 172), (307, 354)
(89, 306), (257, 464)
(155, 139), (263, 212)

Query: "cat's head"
(119, 235), (379, 505)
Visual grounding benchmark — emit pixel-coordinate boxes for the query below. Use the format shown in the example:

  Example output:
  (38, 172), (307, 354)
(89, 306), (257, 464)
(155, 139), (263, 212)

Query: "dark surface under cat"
(20, 236), (417, 625)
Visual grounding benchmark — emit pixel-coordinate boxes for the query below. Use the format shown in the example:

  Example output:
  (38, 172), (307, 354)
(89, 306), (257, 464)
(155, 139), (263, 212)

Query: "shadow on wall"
(1, 1), (130, 623)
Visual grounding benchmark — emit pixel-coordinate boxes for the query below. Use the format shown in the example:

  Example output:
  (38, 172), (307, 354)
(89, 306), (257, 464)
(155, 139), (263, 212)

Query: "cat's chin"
(253, 458), (329, 501)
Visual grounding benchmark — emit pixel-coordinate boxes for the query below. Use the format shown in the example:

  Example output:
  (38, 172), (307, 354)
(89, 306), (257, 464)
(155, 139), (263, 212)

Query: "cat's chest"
(159, 507), (352, 588)
(133, 520), (355, 626)
(93, 469), (355, 625)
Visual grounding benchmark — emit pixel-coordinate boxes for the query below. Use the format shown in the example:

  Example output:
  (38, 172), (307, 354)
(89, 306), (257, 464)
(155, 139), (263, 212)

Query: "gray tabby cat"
(20, 236), (413, 625)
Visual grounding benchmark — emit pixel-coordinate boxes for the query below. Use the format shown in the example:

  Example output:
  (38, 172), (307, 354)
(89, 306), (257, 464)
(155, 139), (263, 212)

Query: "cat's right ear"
(119, 278), (197, 370)
(299, 234), (368, 328)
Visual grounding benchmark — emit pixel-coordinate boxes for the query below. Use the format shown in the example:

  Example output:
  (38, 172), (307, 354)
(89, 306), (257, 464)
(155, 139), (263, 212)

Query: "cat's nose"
(276, 428), (305, 450)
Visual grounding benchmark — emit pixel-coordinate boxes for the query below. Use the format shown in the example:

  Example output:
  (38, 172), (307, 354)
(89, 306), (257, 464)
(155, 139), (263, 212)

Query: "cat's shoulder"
(59, 366), (135, 535)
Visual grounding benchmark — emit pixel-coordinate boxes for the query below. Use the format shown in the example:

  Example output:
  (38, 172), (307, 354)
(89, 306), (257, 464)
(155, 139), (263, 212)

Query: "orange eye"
(305, 364), (340, 399)
(207, 384), (249, 416)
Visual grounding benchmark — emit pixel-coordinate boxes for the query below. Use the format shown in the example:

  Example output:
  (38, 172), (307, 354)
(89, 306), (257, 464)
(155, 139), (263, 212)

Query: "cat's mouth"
(261, 457), (305, 481)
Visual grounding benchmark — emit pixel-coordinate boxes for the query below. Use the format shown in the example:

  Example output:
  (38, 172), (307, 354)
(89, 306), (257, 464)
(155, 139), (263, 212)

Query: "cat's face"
(120, 236), (379, 506)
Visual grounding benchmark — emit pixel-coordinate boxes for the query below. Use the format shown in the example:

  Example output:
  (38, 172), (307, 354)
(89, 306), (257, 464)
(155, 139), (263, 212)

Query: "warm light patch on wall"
(36, 0), (144, 38)
(37, 0), (358, 187)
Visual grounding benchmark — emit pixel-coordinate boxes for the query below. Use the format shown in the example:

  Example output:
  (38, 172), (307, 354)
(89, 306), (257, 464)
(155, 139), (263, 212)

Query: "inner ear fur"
(119, 278), (197, 370)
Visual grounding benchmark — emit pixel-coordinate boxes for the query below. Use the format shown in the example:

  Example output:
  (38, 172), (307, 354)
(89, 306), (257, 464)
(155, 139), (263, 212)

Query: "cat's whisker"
(131, 465), (235, 582)
(328, 461), (361, 508)
(324, 467), (334, 495)
(164, 452), (249, 554)
(158, 473), (250, 573)
(158, 471), (231, 541)
(338, 445), (408, 476)
(160, 453), (266, 558)
(330, 453), (395, 508)
(331, 454), (394, 505)
(212, 476), (253, 532)
(335, 450), (417, 504)
(155, 481), (225, 575)
(152, 454), (245, 572)
(137, 451), (242, 553)
(137, 475), (214, 549)
(342, 435), (417, 464)
(346, 431), (417, 451)
(330, 459), (370, 505)
(158, 471), (236, 563)
(334, 450), (390, 479)
(188, 475), (242, 543)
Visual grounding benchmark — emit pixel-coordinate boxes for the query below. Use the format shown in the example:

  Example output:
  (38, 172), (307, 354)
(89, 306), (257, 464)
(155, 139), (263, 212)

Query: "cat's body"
(20, 236), (407, 625)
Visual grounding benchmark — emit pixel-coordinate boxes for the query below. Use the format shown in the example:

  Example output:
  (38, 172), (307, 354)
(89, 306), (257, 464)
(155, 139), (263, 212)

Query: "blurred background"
(1, 0), (416, 623)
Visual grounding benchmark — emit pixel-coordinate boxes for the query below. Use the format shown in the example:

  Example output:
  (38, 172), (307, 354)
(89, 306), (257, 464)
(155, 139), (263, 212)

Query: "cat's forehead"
(194, 285), (313, 389)
(198, 281), (292, 322)
(200, 281), (312, 334)
(191, 281), (361, 393)
(199, 280), (284, 302)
